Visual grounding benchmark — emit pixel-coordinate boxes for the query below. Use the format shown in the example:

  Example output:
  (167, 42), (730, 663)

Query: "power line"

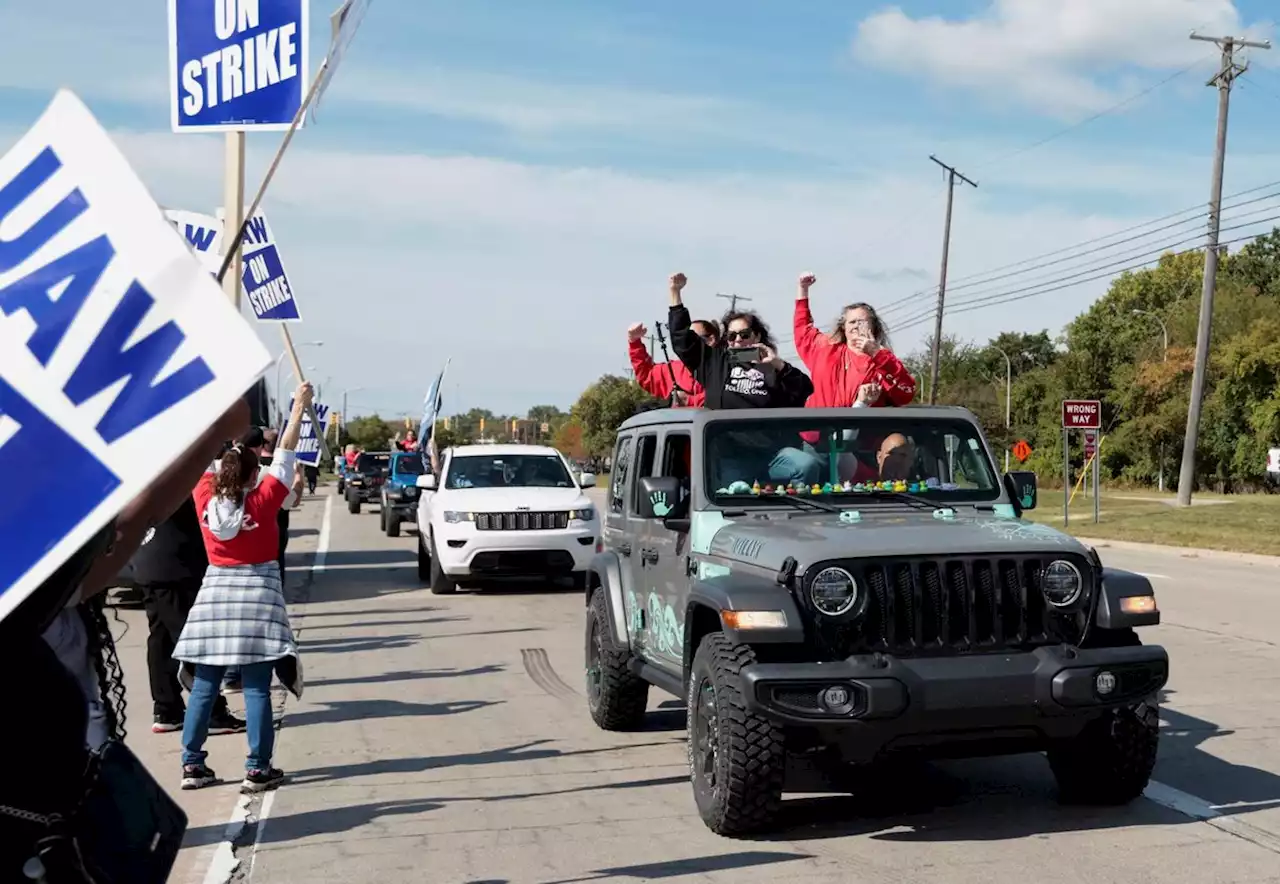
(716, 292), (752, 313)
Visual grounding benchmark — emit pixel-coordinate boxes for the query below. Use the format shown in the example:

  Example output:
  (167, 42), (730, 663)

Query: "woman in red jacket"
(172, 383), (313, 796)
(792, 272), (917, 408)
(626, 320), (717, 407)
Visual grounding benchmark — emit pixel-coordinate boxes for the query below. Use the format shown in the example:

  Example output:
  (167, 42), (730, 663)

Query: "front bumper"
(741, 644), (1169, 762)
(346, 482), (382, 501)
(433, 522), (601, 577)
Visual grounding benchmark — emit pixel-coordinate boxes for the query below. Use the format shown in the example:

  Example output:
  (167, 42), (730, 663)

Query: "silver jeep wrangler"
(583, 405), (1168, 836)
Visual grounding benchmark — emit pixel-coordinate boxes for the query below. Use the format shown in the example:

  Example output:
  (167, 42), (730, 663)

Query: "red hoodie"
(628, 339), (705, 407)
(793, 299), (917, 409)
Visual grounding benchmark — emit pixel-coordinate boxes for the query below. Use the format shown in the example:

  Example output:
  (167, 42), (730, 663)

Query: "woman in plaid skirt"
(173, 383), (313, 794)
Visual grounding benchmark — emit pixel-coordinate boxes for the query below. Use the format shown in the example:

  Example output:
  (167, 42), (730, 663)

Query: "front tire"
(687, 633), (785, 837)
(1048, 698), (1160, 805)
(337, 479), (345, 495)
(428, 534), (457, 595)
(385, 510), (401, 537)
(346, 489), (361, 514)
(585, 590), (648, 731)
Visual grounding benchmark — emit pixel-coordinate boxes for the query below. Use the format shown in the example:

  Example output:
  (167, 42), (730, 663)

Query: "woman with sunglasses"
(792, 272), (917, 410)
(667, 272), (821, 486)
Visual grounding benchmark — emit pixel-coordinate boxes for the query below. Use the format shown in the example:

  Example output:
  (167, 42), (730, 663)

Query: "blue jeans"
(182, 662), (275, 771)
(715, 447), (822, 489)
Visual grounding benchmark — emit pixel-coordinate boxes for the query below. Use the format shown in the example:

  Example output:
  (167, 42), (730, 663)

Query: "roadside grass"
(1023, 490), (1280, 557)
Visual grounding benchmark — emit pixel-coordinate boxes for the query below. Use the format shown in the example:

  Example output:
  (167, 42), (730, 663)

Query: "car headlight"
(1041, 560), (1083, 607)
(809, 567), (861, 617)
(569, 507), (596, 522)
(401, 486), (417, 500)
(443, 511), (475, 524)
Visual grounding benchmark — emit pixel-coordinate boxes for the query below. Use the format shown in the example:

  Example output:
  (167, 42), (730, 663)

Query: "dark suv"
(345, 451), (390, 514)
(380, 452), (426, 537)
(582, 405), (1168, 836)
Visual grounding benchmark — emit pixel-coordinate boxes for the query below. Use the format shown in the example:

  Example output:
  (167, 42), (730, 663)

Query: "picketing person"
(626, 319), (716, 406)
(2, 397), (252, 883)
(172, 383), (312, 795)
(792, 272), (917, 408)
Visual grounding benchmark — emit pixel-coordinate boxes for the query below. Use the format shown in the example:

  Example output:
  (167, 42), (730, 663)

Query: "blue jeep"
(380, 451), (427, 537)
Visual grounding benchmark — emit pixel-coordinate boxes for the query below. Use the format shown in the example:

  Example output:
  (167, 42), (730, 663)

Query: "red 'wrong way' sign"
(1061, 399), (1101, 429)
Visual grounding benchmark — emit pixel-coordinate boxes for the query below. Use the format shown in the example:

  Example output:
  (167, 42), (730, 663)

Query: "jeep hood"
(701, 510), (1089, 571)
(438, 487), (592, 511)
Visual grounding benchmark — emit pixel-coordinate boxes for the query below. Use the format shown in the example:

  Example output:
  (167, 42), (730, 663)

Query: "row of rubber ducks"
(719, 478), (960, 496)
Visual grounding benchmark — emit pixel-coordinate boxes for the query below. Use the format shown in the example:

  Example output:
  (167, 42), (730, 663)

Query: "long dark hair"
(721, 310), (776, 349)
(214, 444), (259, 504)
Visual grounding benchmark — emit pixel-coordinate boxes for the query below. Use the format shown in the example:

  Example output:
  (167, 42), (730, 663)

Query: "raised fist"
(669, 272), (687, 292)
(627, 322), (647, 341)
(798, 272), (817, 289)
(295, 381), (314, 404)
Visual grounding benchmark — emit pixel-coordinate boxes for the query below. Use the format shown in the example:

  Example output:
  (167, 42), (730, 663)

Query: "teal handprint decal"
(1020, 488), (1036, 509)
(650, 491), (673, 517)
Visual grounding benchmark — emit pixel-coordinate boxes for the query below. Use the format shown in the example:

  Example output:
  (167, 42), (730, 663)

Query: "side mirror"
(579, 472), (596, 488)
(1004, 471), (1037, 511)
(637, 476), (688, 521)
(416, 474), (437, 490)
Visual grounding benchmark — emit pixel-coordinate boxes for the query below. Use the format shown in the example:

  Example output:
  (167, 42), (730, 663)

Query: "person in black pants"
(131, 498), (246, 734)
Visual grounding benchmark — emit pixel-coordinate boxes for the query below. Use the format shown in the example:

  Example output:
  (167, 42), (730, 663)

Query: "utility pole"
(716, 292), (751, 313)
(1177, 32), (1270, 507)
(927, 155), (977, 405)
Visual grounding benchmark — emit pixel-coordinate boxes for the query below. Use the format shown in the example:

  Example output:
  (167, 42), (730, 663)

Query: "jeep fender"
(683, 571), (806, 678)
(586, 551), (629, 647)
(1095, 567), (1160, 630)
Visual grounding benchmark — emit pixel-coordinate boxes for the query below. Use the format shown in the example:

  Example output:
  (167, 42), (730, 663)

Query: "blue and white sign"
(169, 0), (311, 133)
(165, 208), (223, 275)
(0, 91), (272, 623)
(214, 208), (302, 321)
(285, 397), (329, 465)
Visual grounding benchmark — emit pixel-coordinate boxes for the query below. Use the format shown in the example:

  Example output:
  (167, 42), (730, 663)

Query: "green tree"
(345, 415), (396, 451)
(571, 375), (657, 457)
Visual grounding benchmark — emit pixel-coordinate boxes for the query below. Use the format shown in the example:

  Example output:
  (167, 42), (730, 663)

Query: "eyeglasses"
(726, 329), (757, 342)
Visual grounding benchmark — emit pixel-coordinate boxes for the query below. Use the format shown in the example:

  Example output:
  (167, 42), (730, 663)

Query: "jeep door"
(638, 427), (691, 673)
(603, 433), (648, 657)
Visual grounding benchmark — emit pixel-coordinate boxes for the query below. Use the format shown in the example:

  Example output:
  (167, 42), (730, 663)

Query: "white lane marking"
(200, 496), (332, 884)
(1145, 780), (1280, 853)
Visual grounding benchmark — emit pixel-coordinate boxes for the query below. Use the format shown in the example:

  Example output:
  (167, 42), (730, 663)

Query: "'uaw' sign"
(0, 91), (272, 624)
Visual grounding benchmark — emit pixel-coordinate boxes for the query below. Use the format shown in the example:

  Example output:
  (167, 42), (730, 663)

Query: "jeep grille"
(475, 511), (570, 531)
(802, 555), (1092, 658)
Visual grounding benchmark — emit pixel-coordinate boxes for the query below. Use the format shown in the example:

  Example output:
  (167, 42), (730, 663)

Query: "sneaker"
(241, 768), (286, 794)
(181, 764), (219, 790)
(208, 711), (247, 735)
(152, 714), (183, 734)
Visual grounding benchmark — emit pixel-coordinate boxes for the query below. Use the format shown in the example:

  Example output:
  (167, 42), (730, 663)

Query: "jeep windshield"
(444, 454), (573, 489)
(705, 415), (1001, 506)
(393, 456), (425, 476)
(355, 453), (390, 473)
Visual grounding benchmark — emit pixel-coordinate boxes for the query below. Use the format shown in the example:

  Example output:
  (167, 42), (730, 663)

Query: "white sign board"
(0, 91), (272, 623)
(165, 208), (223, 275)
(285, 397), (329, 465)
(215, 207), (301, 322)
(1268, 448), (1280, 474)
(169, 0), (311, 132)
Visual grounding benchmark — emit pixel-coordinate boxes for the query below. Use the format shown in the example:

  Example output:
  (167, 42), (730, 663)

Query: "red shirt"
(345, 451), (359, 467)
(193, 468), (291, 567)
(629, 339), (705, 407)
(793, 299), (917, 409)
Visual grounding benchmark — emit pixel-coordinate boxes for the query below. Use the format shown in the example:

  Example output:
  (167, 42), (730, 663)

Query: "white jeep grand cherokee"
(414, 444), (600, 594)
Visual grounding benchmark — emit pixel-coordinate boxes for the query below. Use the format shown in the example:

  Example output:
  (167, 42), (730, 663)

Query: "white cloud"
(852, 0), (1275, 117)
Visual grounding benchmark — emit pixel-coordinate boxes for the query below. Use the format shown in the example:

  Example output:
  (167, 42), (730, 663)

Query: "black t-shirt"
(127, 498), (208, 586)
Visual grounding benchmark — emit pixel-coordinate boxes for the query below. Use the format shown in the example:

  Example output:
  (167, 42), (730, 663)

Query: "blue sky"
(2, 0), (1279, 417)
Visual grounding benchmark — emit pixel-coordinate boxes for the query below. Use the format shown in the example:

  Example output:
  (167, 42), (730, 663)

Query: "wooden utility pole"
(1177, 32), (1270, 507)
(716, 292), (751, 313)
(927, 155), (977, 405)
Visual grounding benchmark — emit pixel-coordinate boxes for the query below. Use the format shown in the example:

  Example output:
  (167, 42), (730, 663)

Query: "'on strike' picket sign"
(215, 208), (302, 321)
(0, 91), (272, 623)
(169, 0), (311, 132)
(285, 397), (329, 465)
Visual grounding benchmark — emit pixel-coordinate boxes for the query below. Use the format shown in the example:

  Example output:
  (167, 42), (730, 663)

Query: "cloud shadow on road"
(305, 665), (507, 689)
(303, 615), (469, 631)
(536, 851), (812, 884)
(282, 697), (499, 728)
(299, 633), (422, 654)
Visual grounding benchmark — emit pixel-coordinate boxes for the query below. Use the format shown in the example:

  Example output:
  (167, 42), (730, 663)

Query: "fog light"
(1096, 670), (1117, 696)
(820, 685), (855, 714)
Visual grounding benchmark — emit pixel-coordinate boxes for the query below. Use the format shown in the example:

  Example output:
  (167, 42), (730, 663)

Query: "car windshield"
(444, 454), (573, 490)
(393, 456), (425, 476)
(704, 415), (1001, 505)
(356, 453), (390, 472)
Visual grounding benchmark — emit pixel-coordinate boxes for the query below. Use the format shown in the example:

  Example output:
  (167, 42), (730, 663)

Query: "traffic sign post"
(1062, 400), (1103, 525)
(1012, 439), (1032, 463)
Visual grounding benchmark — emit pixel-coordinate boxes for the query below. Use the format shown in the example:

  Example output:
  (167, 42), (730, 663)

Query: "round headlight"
(1042, 560), (1083, 607)
(810, 567), (860, 617)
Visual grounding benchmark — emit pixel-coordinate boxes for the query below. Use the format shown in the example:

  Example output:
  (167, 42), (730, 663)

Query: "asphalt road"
(123, 486), (1280, 884)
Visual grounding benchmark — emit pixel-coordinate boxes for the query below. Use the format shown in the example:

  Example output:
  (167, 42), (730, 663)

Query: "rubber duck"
(751, 480), (761, 495)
